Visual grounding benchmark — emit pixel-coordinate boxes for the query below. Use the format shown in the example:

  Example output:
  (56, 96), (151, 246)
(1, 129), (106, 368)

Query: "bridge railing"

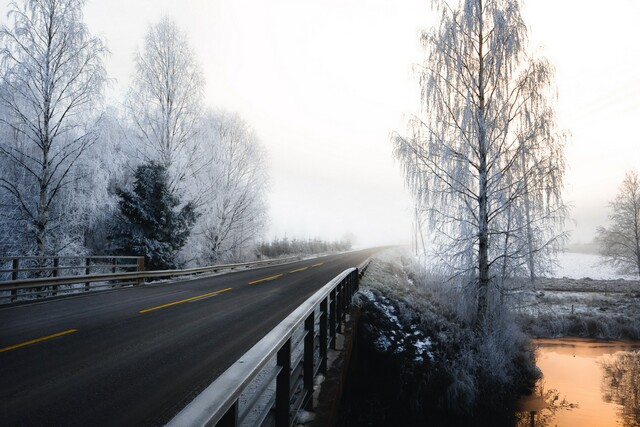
(0, 256), (299, 303)
(167, 258), (370, 427)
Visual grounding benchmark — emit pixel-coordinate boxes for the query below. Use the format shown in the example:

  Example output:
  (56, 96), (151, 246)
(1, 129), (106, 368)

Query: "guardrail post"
(136, 257), (145, 286)
(329, 289), (337, 349)
(276, 338), (292, 427)
(85, 258), (91, 292)
(52, 257), (59, 296)
(304, 313), (314, 409)
(11, 258), (18, 302)
(319, 298), (328, 373)
(218, 401), (238, 427)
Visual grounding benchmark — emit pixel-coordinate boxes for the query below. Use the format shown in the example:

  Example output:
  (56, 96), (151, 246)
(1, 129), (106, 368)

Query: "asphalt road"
(0, 249), (374, 426)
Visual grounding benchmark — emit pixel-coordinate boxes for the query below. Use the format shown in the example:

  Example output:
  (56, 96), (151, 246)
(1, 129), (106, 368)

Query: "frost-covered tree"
(394, 0), (567, 323)
(110, 162), (198, 271)
(0, 0), (107, 256)
(189, 112), (268, 264)
(597, 170), (640, 277)
(126, 16), (204, 188)
(76, 108), (139, 254)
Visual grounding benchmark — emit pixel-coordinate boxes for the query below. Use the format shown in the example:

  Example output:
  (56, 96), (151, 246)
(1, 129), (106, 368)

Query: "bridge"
(0, 249), (373, 426)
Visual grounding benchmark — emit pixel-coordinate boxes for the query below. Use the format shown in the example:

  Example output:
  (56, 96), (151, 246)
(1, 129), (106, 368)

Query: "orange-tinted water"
(518, 338), (640, 427)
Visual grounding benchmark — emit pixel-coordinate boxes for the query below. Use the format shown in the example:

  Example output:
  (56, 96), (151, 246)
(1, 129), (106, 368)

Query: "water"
(517, 338), (640, 427)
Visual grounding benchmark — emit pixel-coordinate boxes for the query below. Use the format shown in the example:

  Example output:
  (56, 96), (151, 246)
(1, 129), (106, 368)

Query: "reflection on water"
(516, 338), (640, 427)
(601, 350), (640, 427)
(515, 382), (577, 427)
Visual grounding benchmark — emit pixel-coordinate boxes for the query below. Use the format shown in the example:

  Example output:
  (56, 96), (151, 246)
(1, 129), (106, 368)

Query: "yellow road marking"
(248, 274), (283, 285)
(311, 263), (324, 267)
(0, 329), (77, 353)
(140, 288), (232, 313)
(289, 267), (308, 273)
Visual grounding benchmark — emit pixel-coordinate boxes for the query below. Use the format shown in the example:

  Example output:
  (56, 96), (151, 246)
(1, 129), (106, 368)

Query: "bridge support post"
(276, 338), (291, 427)
(329, 289), (336, 349)
(336, 284), (343, 334)
(304, 313), (314, 409)
(319, 298), (328, 373)
(218, 401), (238, 427)
(346, 274), (352, 310)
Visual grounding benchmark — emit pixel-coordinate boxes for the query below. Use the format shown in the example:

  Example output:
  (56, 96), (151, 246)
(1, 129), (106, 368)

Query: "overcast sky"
(2, 0), (639, 247)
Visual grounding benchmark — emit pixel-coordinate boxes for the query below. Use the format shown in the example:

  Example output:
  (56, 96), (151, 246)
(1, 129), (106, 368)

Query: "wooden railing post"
(111, 257), (117, 288)
(85, 258), (91, 292)
(11, 258), (18, 302)
(276, 338), (292, 427)
(52, 257), (59, 296)
(136, 257), (145, 286)
(304, 313), (315, 409)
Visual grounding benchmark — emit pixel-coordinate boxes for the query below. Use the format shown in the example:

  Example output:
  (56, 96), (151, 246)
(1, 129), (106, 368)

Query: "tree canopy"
(394, 0), (567, 323)
(0, 0), (107, 256)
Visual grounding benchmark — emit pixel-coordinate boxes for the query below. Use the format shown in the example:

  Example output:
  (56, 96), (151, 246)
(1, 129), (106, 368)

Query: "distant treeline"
(257, 238), (352, 258)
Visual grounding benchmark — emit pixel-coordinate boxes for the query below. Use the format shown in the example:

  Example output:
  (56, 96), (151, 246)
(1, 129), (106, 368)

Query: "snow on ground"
(551, 252), (638, 280)
(357, 250), (437, 363)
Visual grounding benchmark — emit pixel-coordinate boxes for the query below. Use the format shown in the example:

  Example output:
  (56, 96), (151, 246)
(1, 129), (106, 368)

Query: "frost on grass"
(507, 273), (640, 339)
(342, 248), (537, 426)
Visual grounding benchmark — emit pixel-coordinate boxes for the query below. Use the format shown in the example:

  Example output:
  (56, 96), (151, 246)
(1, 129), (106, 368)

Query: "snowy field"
(376, 248), (640, 339)
(551, 252), (638, 280)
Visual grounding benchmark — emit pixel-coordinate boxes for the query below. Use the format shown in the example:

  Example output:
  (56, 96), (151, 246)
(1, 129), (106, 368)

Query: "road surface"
(0, 249), (374, 426)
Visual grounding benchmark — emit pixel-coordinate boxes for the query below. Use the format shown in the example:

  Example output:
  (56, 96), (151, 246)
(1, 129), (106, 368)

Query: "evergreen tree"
(111, 162), (198, 270)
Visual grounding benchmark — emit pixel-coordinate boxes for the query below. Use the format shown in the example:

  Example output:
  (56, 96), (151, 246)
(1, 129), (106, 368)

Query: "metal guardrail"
(167, 258), (370, 427)
(0, 256), (299, 303)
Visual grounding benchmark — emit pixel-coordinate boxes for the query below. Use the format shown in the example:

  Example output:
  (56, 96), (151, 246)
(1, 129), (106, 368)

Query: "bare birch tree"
(0, 0), (106, 256)
(127, 16), (204, 188)
(597, 170), (640, 277)
(394, 0), (567, 323)
(190, 111), (268, 264)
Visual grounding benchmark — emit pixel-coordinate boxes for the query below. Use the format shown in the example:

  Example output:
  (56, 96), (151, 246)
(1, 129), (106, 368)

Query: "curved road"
(0, 249), (374, 426)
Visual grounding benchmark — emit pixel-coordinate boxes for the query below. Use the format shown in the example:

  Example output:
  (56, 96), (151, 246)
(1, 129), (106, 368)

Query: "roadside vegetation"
(339, 250), (538, 426)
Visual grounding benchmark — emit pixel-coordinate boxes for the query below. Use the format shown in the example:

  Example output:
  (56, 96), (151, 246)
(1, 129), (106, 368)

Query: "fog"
(2, 0), (637, 247)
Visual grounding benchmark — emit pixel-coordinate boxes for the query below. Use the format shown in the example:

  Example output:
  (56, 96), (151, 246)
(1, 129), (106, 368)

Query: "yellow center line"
(248, 274), (283, 285)
(0, 329), (77, 353)
(311, 262), (324, 267)
(289, 267), (308, 273)
(140, 288), (232, 313)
